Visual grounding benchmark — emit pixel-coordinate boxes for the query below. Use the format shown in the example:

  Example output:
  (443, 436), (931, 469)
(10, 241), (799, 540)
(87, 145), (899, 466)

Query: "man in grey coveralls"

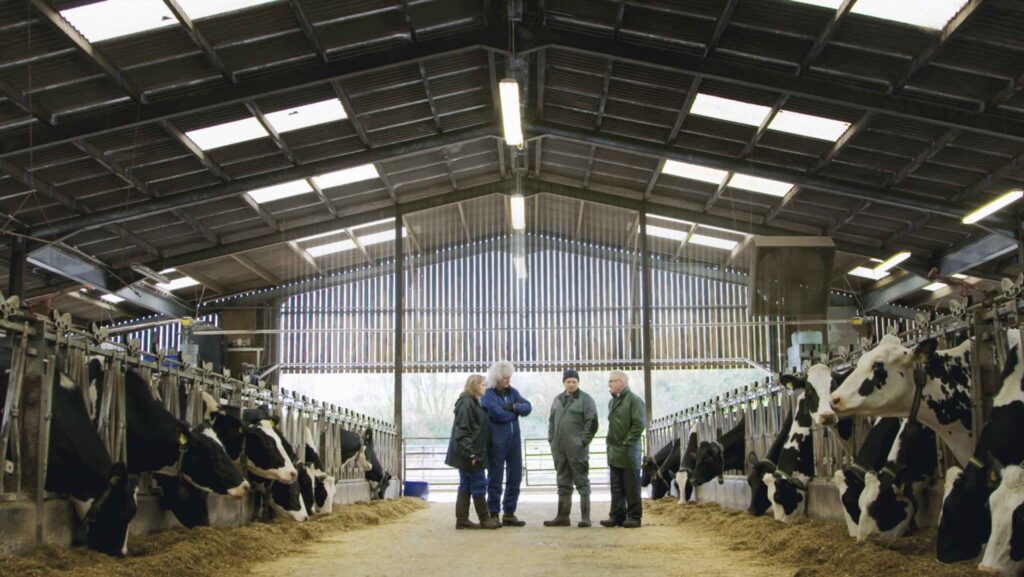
(544, 369), (599, 528)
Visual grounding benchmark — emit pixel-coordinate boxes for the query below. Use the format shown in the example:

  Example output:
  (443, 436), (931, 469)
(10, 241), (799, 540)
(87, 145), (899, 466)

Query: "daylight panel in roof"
(661, 160), (728, 185)
(690, 234), (738, 250)
(157, 276), (200, 291)
(264, 100), (348, 134)
(61, 0), (176, 43)
(247, 180), (314, 204)
(185, 118), (268, 150)
(646, 224), (689, 242)
(313, 164), (380, 189)
(851, 0), (969, 31)
(690, 94), (772, 127)
(768, 110), (851, 141)
(727, 174), (794, 197)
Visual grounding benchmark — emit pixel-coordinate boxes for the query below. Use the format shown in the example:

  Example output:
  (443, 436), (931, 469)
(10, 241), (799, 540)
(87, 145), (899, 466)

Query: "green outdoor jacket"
(548, 389), (599, 460)
(606, 386), (646, 469)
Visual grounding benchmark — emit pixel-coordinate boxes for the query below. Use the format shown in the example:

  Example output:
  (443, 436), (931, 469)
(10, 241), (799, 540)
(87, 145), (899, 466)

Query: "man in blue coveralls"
(480, 360), (532, 527)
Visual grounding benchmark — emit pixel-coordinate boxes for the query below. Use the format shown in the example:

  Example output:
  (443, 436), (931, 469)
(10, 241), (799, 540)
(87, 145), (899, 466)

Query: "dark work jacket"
(606, 386), (646, 469)
(445, 393), (490, 470)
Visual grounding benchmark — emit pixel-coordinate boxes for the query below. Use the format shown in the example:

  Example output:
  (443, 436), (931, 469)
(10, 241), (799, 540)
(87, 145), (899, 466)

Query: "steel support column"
(393, 215), (405, 466)
(8, 236), (26, 298)
(639, 207), (653, 427)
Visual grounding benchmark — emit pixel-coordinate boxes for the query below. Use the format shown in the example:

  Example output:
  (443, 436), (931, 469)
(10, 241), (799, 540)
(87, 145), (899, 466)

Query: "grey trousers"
(552, 450), (591, 497)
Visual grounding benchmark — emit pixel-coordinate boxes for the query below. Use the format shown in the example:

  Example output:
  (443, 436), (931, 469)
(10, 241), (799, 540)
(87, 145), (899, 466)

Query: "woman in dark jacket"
(445, 374), (500, 529)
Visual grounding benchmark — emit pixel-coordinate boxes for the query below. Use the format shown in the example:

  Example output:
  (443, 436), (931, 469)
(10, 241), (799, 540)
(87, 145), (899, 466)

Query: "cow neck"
(170, 431), (189, 479)
(847, 462), (869, 482)
(81, 471), (122, 525)
(775, 468), (807, 491)
(649, 441), (675, 482)
(909, 363), (928, 424)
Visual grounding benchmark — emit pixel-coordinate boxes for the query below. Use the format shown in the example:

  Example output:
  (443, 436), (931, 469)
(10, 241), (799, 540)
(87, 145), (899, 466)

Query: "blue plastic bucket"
(404, 481), (429, 500)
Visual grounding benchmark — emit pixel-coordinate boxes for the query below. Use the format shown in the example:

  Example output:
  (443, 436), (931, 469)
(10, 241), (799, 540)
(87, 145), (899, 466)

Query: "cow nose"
(288, 470), (298, 481)
(819, 412), (838, 427)
(830, 394), (843, 411)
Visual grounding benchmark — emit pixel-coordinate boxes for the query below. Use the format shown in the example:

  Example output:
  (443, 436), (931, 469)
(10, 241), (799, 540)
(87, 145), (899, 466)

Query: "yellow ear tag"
(179, 433), (188, 445)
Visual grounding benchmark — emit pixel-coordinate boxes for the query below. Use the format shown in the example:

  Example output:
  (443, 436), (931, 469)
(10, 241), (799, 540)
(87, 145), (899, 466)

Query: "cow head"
(297, 465), (315, 518)
(937, 464), (993, 563)
(243, 406), (298, 482)
(835, 469), (864, 537)
(266, 479), (308, 522)
(362, 429), (391, 499)
(857, 471), (914, 542)
(314, 473), (336, 515)
(676, 470), (693, 504)
(764, 472), (808, 522)
(979, 464), (1024, 575)
(692, 433), (724, 487)
(746, 452), (775, 516)
(181, 423), (249, 497)
(82, 462), (139, 557)
(831, 335), (926, 416)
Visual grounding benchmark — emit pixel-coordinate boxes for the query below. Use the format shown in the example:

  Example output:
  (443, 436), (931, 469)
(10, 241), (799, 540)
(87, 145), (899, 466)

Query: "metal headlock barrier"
(649, 276), (1024, 484)
(0, 298), (398, 545)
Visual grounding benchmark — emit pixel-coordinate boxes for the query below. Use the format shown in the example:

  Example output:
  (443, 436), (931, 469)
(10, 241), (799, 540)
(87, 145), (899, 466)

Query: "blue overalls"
(480, 386), (532, 515)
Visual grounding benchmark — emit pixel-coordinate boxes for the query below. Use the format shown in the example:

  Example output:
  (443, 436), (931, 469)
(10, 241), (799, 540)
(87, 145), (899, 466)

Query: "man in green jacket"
(544, 369), (599, 528)
(600, 371), (646, 528)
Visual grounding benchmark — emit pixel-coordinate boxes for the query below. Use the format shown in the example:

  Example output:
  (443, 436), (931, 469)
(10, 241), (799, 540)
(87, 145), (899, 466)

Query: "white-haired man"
(480, 360), (532, 526)
(601, 371), (646, 528)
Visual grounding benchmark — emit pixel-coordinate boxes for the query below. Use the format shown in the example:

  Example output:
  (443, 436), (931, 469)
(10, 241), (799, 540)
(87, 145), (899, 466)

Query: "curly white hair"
(486, 360), (515, 388)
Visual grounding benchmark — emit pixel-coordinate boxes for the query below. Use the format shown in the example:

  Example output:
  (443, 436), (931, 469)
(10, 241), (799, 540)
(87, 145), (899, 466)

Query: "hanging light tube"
(962, 189), (1024, 224)
(499, 78), (523, 147)
(874, 251), (911, 273)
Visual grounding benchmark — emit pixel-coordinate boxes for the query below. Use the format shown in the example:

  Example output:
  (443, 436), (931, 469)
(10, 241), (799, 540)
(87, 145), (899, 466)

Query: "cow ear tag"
(178, 433), (188, 446)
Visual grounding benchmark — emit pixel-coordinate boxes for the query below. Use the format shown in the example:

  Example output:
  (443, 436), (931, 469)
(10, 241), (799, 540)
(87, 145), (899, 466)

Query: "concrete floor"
(248, 499), (799, 577)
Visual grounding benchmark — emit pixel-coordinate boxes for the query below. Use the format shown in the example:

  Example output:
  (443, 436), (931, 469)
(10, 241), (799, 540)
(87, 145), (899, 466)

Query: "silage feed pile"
(0, 498), (427, 577)
(646, 499), (986, 577)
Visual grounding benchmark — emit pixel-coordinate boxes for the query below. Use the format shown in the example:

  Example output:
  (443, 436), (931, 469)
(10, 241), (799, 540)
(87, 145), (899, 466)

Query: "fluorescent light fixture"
(176, 0), (278, 20)
(60, 0), (176, 43)
(157, 276), (200, 291)
(101, 294), (126, 304)
(306, 228), (405, 257)
(661, 160), (728, 185)
(690, 94), (772, 127)
(499, 79), (523, 147)
(247, 180), (313, 204)
(728, 173), (794, 197)
(648, 214), (689, 226)
(264, 99), (348, 133)
(952, 273), (968, 280)
(185, 117), (268, 150)
(646, 224), (689, 242)
(848, 267), (890, 281)
(850, 0), (969, 31)
(313, 164), (379, 189)
(924, 282), (948, 292)
(690, 234), (738, 250)
(159, 268), (176, 274)
(962, 189), (1024, 225)
(768, 110), (851, 141)
(788, 0), (842, 8)
(513, 255), (527, 279)
(875, 251), (912, 273)
(510, 195), (526, 231)
(869, 258), (883, 264)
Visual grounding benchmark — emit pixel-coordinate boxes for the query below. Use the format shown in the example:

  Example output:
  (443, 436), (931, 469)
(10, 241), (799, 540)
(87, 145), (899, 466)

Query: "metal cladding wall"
(278, 234), (782, 374)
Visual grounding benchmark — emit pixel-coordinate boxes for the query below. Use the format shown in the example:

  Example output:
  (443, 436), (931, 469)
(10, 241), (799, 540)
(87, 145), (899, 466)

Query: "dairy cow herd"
(642, 332), (1024, 576)
(1, 357), (392, 557)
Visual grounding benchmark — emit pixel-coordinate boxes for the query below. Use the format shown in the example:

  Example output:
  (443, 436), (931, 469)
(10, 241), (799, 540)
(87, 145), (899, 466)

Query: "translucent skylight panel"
(100, 294), (125, 304)
(313, 164), (380, 189)
(848, 267), (889, 280)
(157, 276), (200, 291)
(690, 234), (738, 250)
(247, 180), (313, 204)
(359, 229), (406, 247)
(661, 160), (728, 185)
(923, 282), (948, 292)
(176, 0), (279, 20)
(185, 118), (268, 150)
(307, 239), (356, 258)
(850, 0), (969, 30)
(768, 110), (851, 141)
(727, 173), (794, 197)
(264, 99), (348, 134)
(788, 0), (843, 8)
(61, 0), (176, 43)
(690, 94), (772, 127)
(646, 225), (689, 242)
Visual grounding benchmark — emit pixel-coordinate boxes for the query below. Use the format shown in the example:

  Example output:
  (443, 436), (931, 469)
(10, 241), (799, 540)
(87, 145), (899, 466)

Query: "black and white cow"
(833, 417), (902, 537)
(642, 438), (681, 500)
(339, 428), (391, 499)
(675, 428), (700, 504)
(746, 411), (793, 517)
(45, 367), (138, 556)
(765, 375), (817, 522)
(302, 426), (335, 515)
(939, 332), (1024, 571)
(241, 405), (299, 483)
(857, 419), (936, 541)
(122, 368), (249, 497)
(265, 430), (308, 522)
(691, 416), (746, 487)
(831, 335), (975, 466)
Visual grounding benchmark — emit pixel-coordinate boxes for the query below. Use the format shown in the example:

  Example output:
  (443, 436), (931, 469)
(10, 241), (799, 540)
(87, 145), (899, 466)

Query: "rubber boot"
(502, 513), (526, 527)
(543, 494), (572, 527)
(455, 491), (479, 530)
(578, 494), (592, 528)
(473, 495), (501, 529)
